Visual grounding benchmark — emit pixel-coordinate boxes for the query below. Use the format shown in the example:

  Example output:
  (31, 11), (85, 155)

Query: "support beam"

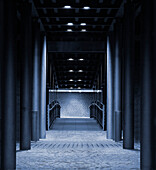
(31, 21), (40, 141)
(20, 3), (32, 150)
(0, 0), (4, 167)
(106, 32), (114, 139)
(114, 21), (122, 142)
(123, 3), (135, 149)
(1, 0), (16, 169)
(141, 0), (156, 169)
(40, 35), (47, 138)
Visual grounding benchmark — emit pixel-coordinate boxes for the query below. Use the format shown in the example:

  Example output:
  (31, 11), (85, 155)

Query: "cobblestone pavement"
(16, 118), (140, 170)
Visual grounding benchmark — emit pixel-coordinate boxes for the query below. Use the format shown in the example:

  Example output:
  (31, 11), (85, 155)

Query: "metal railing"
(89, 100), (105, 130)
(47, 100), (61, 130)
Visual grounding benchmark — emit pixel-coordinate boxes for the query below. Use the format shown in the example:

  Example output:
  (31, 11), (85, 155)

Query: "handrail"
(89, 103), (103, 111)
(47, 100), (61, 130)
(48, 101), (60, 111)
(89, 100), (105, 130)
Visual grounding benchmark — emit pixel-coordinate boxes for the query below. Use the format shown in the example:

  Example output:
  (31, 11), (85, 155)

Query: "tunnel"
(0, 0), (156, 169)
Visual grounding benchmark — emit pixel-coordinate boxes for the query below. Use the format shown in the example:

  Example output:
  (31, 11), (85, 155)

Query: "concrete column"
(114, 21), (122, 142)
(0, 0), (4, 167)
(1, 0), (16, 169)
(141, 0), (156, 169)
(40, 35), (47, 139)
(123, 3), (135, 149)
(31, 21), (40, 141)
(107, 32), (114, 139)
(20, 3), (32, 150)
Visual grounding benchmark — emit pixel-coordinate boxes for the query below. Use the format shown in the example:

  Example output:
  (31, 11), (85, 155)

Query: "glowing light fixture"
(69, 79), (74, 81)
(79, 58), (84, 61)
(83, 6), (90, 10)
(80, 23), (86, 26)
(78, 87), (81, 89)
(78, 79), (82, 81)
(81, 29), (86, 32)
(78, 70), (83, 72)
(69, 70), (74, 72)
(68, 58), (74, 61)
(67, 29), (72, 32)
(64, 6), (71, 9)
(67, 23), (73, 26)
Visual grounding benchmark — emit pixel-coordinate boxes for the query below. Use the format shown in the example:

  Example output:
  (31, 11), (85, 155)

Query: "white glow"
(78, 79), (82, 81)
(69, 79), (74, 81)
(68, 58), (74, 61)
(70, 87), (73, 89)
(78, 87), (81, 89)
(64, 6), (71, 9)
(81, 29), (86, 32)
(67, 29), (72, 32)
(80, 23), (86, 26)
(69, 70), (74, 72)
(83, 6), (90, 10)
(79, 58), (84, 61)
(67, 23), (73, 26)
(49, 89), (102, 93)
(78, 70), (83, 72)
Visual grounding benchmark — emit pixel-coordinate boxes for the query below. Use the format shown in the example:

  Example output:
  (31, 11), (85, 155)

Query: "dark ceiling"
(19, 0), (124, 89)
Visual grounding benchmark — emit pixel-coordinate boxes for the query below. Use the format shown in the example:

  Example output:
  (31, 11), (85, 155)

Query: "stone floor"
(16, 118), (140, 170)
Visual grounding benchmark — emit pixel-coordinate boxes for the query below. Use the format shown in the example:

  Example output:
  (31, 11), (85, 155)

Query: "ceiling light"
(81, 29), (86, 32)
(78, 70), (83, 72)
(69, 79), (74, 81)
(79, 58), (84, 61)
(80, 23), (86, 26)
(69, 70), (74, 72)
(70, 87), (73, 89)
(83, 6), (90, 10)
(68, 58), (74, 61)
(69, 90), (72, 92)
(67, 29), (72, 32)
(78, 87), (81, 89)
(78, 79), (82, 81)
(67, 23), (73, 26)
(64, 6), (71, 9)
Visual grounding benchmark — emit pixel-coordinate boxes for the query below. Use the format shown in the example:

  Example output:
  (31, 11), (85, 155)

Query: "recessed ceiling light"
(69, 70), (74, 72)
(69, 79), (74, 81)
(78, 87), (81, 89)
(67, 23), (73, 26)
(81, 29), (86, 32)
(64, 5), (71, 9)
(78, 70), (83, 72)
(68, 58), (74, 61)
(79, 58), (84, 61)
(80, 23), (86, 26)
(83, 6), (90, 10)
(67, 29), (72, 32)
(70, 87), (73, 89)
(78, 79), (82, 81)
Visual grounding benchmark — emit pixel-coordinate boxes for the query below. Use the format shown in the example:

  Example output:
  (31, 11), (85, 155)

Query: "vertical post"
(107, 32), (114, 139)
(20, 3), (32, 150)
(31, 21), (40, 141)
(114, 21), (122, 142)
(1, 0), (16, 169)
(40, 35), (47, 139)
(141, 0), (156, 169)
(123, 3), (135, 149)
(0, 0), (4, 167)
